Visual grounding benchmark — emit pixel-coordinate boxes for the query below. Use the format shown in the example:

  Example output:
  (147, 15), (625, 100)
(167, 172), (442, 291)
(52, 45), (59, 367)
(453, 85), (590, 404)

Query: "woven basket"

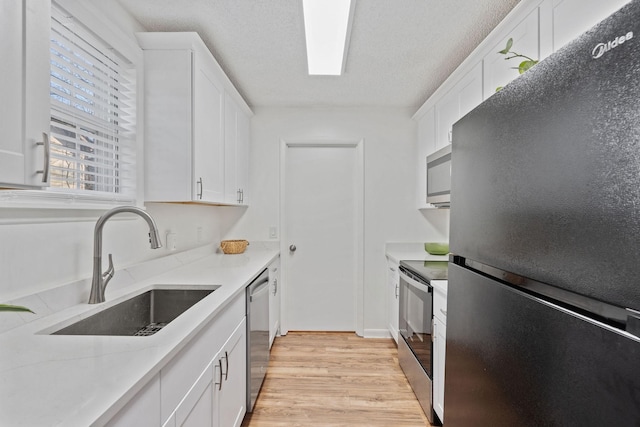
(220, 239), (249, 254)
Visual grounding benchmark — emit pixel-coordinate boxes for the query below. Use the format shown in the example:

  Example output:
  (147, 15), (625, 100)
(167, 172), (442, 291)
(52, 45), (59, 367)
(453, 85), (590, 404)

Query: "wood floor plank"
(242, 332), (430, 427)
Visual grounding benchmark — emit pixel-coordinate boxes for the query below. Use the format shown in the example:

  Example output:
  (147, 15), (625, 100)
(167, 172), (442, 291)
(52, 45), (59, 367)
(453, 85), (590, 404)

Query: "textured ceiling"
(117, 0), (520, 110)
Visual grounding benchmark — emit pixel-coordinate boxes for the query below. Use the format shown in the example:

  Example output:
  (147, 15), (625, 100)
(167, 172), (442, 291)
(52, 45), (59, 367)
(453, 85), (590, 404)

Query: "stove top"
(400, 260), (448, 281)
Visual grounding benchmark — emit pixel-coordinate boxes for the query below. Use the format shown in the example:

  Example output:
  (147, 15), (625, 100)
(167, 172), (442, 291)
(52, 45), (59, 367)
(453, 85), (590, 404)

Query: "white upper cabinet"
(193, 55), (226, 202)
(0, 0), (51, 188)
(435, 62), (483, 150)
(224, 94), (250, 205)
(138, 32), (251, 205)
(483, 7), (541, 97)
(416, 107), (435, 208)
(551, 0), (632, 52)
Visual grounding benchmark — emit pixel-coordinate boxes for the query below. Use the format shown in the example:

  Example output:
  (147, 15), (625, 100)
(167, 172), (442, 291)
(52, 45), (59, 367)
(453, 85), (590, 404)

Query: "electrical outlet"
(166, 232), (177, 251)
(269, 226), (278, 239)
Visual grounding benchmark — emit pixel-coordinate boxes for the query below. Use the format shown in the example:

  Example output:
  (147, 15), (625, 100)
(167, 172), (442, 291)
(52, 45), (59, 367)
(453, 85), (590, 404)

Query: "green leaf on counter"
(0, 304), (35, 313)
(495, 86), (504, 92)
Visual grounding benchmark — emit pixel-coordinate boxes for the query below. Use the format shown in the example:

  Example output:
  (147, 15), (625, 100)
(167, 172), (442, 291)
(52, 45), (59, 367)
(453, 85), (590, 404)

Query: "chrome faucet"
(89, 206), (162, 304)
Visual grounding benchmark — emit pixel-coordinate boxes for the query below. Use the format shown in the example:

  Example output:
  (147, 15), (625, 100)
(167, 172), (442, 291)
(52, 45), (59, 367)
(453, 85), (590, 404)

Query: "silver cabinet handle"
(289, 245), (296, 252)
(36, 132), (50, 183)
(197, 178), (203, 199)
(395, 284), (399, 299)
(217, 359), (223, 390)
(273, 278), (278, 296)
(240, 189), (244, 204)
(223, 351), (229, 380)
(431, 319), (435, 342)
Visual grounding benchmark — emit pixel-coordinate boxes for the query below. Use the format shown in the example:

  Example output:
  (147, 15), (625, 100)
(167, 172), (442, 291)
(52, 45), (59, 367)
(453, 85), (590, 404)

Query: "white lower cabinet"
(386, 259), (400, 342)
(433, 317), (446, 422)
(268, 257), (281, 348)
(162, 318), (246, 427)
(107, 293), (247, 426)
(217, 319), (247, 427)
(106, 375), (161, 427)
(170, 363), (214, 427)
(432, 282), (448, 423)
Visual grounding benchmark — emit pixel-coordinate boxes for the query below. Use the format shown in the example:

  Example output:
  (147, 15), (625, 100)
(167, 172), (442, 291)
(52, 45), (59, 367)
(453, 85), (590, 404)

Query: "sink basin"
(52, 287), (219, 336)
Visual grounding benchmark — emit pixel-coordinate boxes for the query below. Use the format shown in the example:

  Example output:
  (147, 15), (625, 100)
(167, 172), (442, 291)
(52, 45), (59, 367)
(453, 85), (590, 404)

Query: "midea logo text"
(592, 32), (634, 59)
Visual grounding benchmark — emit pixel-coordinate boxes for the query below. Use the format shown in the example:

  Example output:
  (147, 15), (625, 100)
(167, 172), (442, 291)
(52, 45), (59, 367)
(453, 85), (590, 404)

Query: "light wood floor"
(241, 332), (430, 427)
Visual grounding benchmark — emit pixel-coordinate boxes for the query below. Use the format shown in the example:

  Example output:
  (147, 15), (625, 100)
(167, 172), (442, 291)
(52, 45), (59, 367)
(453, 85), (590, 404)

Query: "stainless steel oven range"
(398, 260), (447, 425)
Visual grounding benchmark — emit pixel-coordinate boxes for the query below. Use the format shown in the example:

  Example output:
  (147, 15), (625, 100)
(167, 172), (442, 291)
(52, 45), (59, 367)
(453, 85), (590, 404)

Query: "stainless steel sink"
(52, 287), (219, 336)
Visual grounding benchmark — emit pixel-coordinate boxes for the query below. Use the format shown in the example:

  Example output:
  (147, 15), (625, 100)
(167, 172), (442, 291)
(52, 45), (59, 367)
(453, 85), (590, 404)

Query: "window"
(49, 4), (136, 199)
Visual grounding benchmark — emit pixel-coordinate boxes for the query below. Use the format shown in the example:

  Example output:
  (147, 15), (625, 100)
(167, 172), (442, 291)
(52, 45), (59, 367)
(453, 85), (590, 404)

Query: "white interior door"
(282, 142), (363, 332)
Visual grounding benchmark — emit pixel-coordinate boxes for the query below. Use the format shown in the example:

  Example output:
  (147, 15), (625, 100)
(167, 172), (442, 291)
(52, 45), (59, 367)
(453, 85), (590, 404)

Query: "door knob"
(289, 245), (297, 252)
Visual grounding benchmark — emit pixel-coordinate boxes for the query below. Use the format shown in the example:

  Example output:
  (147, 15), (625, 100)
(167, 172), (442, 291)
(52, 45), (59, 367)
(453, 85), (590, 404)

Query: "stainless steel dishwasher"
(246, 268), (270, 412)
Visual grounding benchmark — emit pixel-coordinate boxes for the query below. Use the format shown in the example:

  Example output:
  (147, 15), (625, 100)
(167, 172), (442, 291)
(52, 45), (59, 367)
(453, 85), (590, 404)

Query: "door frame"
(279, 139), (364, 337)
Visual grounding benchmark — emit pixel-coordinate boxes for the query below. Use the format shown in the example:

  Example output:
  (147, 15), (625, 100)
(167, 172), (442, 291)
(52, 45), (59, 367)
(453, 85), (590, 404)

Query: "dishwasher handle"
(248, 271), (270, 301)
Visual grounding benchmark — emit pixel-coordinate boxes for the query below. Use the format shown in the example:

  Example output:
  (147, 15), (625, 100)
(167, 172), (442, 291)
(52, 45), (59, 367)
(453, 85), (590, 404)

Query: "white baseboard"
(363, 328), (392, 339)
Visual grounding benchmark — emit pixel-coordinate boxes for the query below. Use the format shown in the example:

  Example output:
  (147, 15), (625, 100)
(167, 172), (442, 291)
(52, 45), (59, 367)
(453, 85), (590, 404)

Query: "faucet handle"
(102, 254), (115, 287)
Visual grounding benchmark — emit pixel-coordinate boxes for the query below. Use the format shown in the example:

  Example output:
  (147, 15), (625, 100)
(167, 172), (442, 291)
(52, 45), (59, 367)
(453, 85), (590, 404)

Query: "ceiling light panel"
(302, 0), (354, 75)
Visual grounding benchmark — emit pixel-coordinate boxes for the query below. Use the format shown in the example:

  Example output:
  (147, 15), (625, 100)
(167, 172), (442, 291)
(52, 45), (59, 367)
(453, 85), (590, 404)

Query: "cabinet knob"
(289, 244), (297, 252)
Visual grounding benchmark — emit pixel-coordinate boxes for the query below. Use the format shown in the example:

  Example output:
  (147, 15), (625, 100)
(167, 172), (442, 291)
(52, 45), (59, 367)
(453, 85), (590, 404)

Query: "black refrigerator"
(447, 1), (640, 426)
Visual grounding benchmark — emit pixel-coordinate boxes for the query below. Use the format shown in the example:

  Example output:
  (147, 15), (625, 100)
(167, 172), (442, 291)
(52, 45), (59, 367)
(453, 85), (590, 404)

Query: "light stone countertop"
(385, 242), (449, 264)
(0, 244), (279, 426)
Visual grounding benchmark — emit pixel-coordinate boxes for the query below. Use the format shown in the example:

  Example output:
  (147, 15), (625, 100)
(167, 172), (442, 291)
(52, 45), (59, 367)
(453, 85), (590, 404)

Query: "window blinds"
(49, 5), (136, 198)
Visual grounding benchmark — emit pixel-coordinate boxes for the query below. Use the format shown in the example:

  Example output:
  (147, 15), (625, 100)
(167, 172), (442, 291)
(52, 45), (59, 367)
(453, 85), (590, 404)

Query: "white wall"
(225, 107), (449, 335)
(0, 203), (243, 303)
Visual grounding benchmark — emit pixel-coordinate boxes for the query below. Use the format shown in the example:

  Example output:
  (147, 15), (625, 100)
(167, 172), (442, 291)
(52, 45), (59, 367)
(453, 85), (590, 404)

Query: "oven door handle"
(401, 272), (433, 294)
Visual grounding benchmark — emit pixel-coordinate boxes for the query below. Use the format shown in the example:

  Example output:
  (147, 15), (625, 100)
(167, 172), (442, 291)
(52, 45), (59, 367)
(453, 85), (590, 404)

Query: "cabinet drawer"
(160, 293), (244, 423)
(433, 281), (448, 323)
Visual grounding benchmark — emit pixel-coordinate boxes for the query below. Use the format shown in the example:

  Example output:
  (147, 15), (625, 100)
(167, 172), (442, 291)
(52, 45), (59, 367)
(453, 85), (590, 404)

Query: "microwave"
(426, 144), (451, 207)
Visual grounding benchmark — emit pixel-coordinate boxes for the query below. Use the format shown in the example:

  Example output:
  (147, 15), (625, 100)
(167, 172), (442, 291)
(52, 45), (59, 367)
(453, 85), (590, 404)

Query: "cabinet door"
(224, 94), (239, 204)
(483, 7), (540, 96)
(434, 89), (459, 150)
(224, 94), (250, 205)
(193, 56), (225, 202)
(435, 62), (483, 148)
(175, 362), (214, 427)
(106, 375), (161, 427)
(143, 49), (193, 201)
(387, 260), (399, 342)
(0, 0), (50, 187)
(236, 109), (250, 205)
(552, 0), (631, 52)
(433, 317), (446, 422)
(416, 107), (436, 208)
(269, 258), (281, 348)
(217, 318), (247, 427)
